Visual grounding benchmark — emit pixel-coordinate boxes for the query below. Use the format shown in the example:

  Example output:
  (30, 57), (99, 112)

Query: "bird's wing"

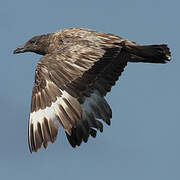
(28, 40), (127, 152)
(66, 52), (128, 148)
(94, 52), (128, 96)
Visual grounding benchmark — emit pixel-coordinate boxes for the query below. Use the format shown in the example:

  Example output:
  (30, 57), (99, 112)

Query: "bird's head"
(13, 34), (51, 55)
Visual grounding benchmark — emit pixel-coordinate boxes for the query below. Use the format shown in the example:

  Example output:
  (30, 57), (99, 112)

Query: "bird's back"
(53, 28), (126, 47)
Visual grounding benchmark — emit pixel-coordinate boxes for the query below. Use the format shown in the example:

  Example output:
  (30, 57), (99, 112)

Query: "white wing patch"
(29, 89), (81, 152)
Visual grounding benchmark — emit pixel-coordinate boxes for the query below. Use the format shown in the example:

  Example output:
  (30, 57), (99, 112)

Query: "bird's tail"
(125, 44), (171, 63)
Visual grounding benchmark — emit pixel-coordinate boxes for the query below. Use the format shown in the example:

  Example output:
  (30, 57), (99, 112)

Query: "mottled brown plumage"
(13, 28), (171, 153)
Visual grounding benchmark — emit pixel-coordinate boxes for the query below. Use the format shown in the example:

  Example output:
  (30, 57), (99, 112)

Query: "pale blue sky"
(0, 0), (179, 179)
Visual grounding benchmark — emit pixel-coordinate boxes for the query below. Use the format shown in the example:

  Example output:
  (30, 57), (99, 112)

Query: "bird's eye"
(30, 39), (36, 44)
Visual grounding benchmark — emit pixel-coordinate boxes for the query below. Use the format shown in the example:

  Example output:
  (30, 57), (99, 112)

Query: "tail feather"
(126, 44), (171, 63)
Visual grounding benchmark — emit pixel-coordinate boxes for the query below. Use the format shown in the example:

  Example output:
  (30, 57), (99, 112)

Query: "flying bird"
(13, 28), (171, 153)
